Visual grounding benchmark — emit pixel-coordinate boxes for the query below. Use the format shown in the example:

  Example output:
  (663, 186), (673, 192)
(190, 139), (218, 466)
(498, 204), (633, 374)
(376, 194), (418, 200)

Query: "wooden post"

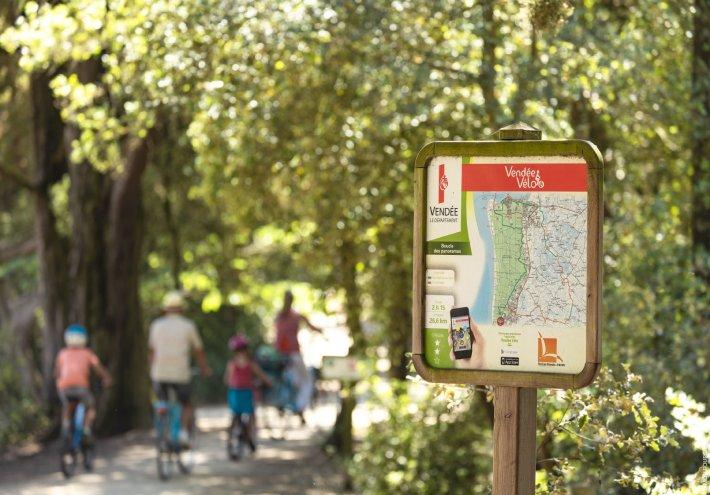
(493, 387), (537, 494)
(491, 123), (540, 495)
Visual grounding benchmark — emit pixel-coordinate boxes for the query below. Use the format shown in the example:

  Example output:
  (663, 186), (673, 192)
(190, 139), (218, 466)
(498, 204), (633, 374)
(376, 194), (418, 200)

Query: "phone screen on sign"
(451, 315), (472, 351)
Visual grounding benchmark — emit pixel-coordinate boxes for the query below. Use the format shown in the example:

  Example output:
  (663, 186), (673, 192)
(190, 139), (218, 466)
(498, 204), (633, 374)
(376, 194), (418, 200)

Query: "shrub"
(350, 378), (492, 495)
(351, 367), (706, 494)
(0, 326), (48, 450)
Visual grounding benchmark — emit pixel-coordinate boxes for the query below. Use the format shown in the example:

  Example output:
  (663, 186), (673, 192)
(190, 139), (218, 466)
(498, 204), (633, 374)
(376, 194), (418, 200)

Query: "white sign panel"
(423, 155), (589, 374)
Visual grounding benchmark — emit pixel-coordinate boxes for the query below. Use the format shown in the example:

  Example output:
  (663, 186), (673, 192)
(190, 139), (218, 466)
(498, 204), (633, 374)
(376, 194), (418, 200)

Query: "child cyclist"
(224, 334), (272, 452)
(55, 324), (112, 443)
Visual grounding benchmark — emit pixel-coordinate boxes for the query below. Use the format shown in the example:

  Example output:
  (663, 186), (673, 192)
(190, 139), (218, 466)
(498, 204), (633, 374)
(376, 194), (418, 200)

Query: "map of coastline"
(473, 192), (587, 327)
(424, 156), (591, 373)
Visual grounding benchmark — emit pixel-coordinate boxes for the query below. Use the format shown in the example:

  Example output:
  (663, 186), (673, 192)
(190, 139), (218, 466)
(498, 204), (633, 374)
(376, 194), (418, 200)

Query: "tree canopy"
(0, 0), (707, 493)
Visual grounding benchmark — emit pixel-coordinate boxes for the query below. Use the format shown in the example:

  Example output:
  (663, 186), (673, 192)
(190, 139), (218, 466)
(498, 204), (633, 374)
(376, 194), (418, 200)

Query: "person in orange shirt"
(55, 324), (111, 441)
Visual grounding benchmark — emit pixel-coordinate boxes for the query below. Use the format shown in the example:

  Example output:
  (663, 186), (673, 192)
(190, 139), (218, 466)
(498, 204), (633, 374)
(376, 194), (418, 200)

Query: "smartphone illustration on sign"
(450, 307), (474, 359)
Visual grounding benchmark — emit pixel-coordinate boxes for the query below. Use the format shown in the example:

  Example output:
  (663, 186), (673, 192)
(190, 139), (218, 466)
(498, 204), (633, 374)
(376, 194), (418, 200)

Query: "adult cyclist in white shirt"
(148, 291), (211, 445)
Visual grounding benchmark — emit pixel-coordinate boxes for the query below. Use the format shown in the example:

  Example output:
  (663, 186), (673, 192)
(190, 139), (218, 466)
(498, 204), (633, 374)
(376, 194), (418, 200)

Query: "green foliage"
(0, 0), (706, 490)
(352, 368), (706, 494)
(535, 367), (684, 493)
(0, 326), (48, 450)
(529, 0), (573, 31)
(350, 378), (492, 495)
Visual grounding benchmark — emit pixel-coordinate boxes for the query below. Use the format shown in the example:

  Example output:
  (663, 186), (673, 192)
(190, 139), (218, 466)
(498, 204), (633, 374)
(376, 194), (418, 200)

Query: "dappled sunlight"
(0, 1), (705, 493)
(353, 404), (389, 434)
(196, 409), (231, 432)
(106, 471), (127, 482)
(300, 314), (351, 368)
(0, 404), (343, 495)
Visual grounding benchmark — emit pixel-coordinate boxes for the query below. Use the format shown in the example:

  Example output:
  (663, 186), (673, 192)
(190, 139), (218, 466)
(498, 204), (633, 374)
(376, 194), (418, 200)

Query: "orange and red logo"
(537, 332), (563, 364)
(438, 164), (448, 203)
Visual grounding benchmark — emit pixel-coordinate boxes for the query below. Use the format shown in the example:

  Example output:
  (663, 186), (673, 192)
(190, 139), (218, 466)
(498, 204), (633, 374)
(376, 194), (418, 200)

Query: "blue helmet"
(64, 324), (88, 347)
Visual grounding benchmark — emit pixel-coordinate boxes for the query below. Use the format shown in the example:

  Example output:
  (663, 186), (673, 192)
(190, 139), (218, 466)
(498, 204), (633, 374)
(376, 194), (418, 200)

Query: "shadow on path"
(0, 401), (347, 495)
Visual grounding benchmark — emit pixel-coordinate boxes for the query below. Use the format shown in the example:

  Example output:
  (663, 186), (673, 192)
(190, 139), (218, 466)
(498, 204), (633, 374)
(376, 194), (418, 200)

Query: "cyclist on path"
(274, 290), (322, 423)
(148, 291), (211, 445)
(224, 334), (272, 452)
(55, 324), (112, 443)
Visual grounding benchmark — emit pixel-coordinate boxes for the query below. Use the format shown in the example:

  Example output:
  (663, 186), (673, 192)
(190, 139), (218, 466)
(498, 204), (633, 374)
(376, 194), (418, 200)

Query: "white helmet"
(162, 291), (185, 311)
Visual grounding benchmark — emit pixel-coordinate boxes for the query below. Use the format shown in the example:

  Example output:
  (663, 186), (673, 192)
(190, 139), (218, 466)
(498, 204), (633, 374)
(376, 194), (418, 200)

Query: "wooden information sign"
(411, 123), (603, 494)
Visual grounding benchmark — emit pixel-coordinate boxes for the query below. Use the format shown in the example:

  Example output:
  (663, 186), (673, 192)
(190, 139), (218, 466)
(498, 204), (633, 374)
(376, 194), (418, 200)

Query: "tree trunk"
(152, 118), (184, 289)
(161, 177), (182, 290)
(99, 136), (151, 433)
(511, 25), (538, 121)
(480, 0), (500, 130)
(386, 262), (411, 380)
(0, 287), (41, 400)
(65, 60), (109, 337)
(326, 238), (363, 456)
(691, 0), (709, 284)
(340, 239), (364, 352)
(67, 162), (109, 336)
(57, 58), (151, 433)
(29, 71), (68, 408)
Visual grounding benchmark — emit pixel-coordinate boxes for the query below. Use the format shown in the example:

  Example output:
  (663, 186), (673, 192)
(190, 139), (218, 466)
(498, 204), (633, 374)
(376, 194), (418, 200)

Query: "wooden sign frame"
(411, 139), (603, 389)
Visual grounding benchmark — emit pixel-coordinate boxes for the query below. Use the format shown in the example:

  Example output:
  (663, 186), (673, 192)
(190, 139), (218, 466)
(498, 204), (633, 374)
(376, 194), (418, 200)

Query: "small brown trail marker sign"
(411, 122), (603, 494)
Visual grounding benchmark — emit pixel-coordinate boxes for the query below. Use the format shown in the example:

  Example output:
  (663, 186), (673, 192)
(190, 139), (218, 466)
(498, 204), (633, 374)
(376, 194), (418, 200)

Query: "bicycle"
(226, 412), (255, 461)
(254, 345), (312, 439)
(153, 387), (196, 481)
(59, 398), (94, 478)
(255, 346), (297, 410)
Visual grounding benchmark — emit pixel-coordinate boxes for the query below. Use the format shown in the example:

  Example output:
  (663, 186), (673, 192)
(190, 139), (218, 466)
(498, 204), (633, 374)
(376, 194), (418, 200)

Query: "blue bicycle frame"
(154, 400), (182, 444)
(71, 403), (85, 450)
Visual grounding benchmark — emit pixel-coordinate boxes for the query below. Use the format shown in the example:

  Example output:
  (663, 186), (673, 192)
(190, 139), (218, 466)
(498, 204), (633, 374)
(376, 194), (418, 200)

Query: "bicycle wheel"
(155, 414), (172, 481)
(240, 416), (255, 455)
(227, 417), (246, 461)
(82, 441), (94, 472)
(227, 419), (239, 460)
(156, 440), (172, 480)
(60, 451), (77, 478)
(177, 417), (196, 474)
(60, 438), (77, 479)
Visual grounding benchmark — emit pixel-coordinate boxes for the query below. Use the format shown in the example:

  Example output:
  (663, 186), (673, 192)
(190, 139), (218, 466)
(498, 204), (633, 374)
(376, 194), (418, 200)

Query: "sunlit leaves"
(0, 0), (705, 489)
(351, 378), (493, 495)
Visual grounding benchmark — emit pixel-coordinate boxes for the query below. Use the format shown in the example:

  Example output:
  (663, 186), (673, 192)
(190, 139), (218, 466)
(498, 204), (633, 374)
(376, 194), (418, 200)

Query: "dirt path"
(0, 402), (347, 495)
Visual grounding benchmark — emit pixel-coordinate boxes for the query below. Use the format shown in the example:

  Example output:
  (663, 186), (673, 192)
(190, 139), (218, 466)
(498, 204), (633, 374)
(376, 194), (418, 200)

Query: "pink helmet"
(228, 334), (249, 351)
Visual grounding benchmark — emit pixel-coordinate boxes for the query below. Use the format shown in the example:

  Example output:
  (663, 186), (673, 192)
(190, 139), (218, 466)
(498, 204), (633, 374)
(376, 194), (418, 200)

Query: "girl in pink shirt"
(224, 334), (271, 452)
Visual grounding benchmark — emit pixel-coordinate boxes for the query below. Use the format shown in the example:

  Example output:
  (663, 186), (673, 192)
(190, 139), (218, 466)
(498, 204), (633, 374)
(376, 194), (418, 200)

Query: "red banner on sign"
(462, 163), (587, 192)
